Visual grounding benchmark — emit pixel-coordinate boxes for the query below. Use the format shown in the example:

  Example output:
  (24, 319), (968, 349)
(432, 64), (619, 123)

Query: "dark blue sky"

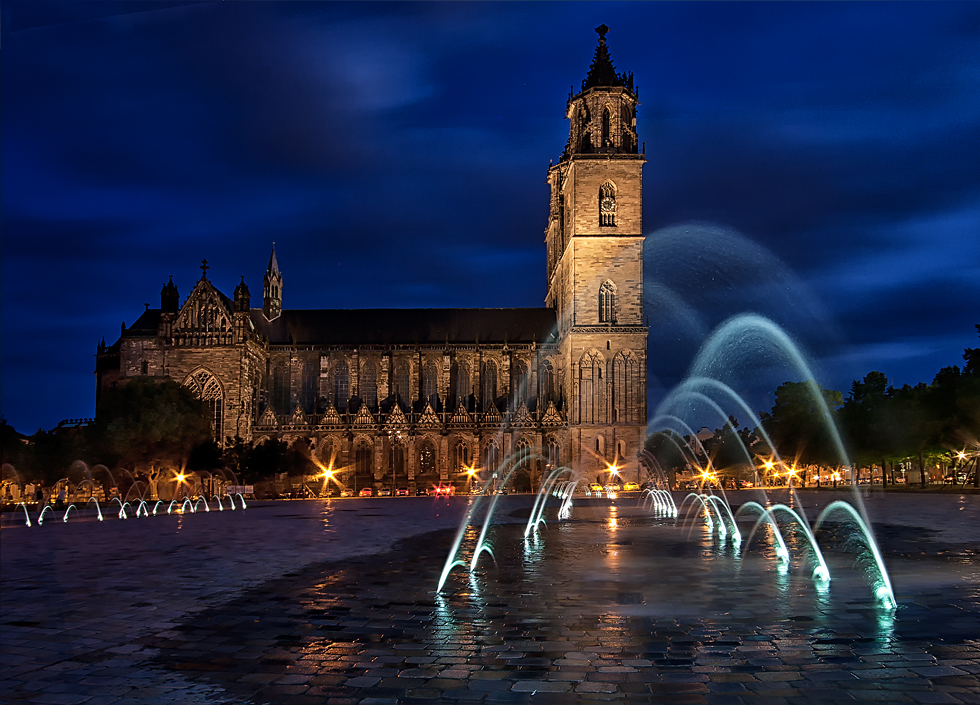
(3, 1), (979, 434)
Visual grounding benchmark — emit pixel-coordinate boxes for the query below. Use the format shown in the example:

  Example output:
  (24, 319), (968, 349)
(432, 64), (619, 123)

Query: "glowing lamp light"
(175, 473), (186, 483)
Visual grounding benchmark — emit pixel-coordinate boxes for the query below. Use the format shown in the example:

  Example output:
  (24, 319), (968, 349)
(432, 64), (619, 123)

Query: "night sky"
(3, 1), (979, 434)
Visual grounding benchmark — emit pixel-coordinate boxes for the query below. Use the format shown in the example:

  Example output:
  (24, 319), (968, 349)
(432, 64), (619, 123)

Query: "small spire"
(267, 242), (280, 275)
(200, 258), (209, 279)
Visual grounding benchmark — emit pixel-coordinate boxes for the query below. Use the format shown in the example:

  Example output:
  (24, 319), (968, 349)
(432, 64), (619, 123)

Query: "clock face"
(600, 196), (616, 213)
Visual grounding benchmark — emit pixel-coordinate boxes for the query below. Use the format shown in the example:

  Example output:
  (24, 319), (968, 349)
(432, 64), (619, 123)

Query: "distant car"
(433, 484), (455, 496)
(395, 487), (409, 496)
(378, 487), (392, 497)
(495, 486), (509, 495)
(623, 482), (640, 492)
(416, 487), (429, 496)
(359, 487), (373, 497)
(588, 483), (604, 494)
(604, 483), (622, 493)
(340, 489), (353, 498)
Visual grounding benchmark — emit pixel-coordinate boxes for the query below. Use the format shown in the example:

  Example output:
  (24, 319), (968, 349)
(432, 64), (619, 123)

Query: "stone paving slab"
(2, 493), (980, 704)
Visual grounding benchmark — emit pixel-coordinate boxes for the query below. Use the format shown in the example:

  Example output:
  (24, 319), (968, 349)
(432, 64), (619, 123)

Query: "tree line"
(1, 378), (316, 491)
(645, 325), (980, 487)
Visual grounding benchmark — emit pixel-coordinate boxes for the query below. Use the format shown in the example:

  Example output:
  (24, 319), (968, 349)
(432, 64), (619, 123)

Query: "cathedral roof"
(249, 308), (558, 346)
(581, 24), (634, 93)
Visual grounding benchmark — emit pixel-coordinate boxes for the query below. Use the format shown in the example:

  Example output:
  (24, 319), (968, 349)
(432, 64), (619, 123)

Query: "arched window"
(301, 360), (317, 414)
(601, 106), (611, 147)
(452, 440), (470, 474)
(317, 437), (335, 468)
(599, 182), (616, 227)
(578, 350), (606, 424)
(512, 360), (528, 409)
(184, 369), (224, 439)
(418, 439), (438, 483)
(449, 361), (471, 409)
(334, 361), (349, 412)
(361, 359), (378, 410)
(539, 360), (555, 408)
(422, 361), (439, 407)
(515, 437), (531, 461)
(599, 280), (616, 323)
(390, 442), (406, 482)
(621, 104), (633, 152)
(393, 360), (410, 408)
(272, 362), (289, 416)
(484, 441), (500, 474)
(355, 442), (373, 483)
(546, 436), (560, 470)
(481, 359), (497, 411)
(612, 350), (637, 423)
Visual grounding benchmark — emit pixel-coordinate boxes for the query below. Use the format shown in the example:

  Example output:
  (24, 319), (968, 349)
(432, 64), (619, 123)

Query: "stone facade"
(95, 27), (648, 491)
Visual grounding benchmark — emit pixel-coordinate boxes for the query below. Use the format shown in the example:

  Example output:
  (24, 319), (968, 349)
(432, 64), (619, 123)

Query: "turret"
(263, 244), (282, 320)
(234, 276), (251, 312)
(160, 276), (179, 313)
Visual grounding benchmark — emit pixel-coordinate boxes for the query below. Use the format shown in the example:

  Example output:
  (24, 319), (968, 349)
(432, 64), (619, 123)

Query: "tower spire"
(263, 243), (283, 320)
(581, 24), (633, 93)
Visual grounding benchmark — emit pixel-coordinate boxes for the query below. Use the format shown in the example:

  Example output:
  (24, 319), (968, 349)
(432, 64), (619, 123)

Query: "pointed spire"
(581, 24), (632, 92)
(267, 242), (280, 276)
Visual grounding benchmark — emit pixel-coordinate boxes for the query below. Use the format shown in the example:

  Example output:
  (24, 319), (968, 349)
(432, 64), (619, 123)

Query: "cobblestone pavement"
(2, 493), (979, 704)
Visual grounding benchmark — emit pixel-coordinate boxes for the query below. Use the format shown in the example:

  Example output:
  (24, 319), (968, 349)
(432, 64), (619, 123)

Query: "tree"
(88, 378), (213, 497)
(758, 381), (843, 470)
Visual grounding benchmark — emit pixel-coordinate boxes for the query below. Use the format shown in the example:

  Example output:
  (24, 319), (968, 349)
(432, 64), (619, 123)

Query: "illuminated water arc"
(650, 414), (712, 462)
(704, 495), (741, 545)
(737, 501), (791, 564)
(471, 453), (543, 571)
(525, 467), (574, 537)
(815, 500), (896, 610)
(659, 390), (757, 470)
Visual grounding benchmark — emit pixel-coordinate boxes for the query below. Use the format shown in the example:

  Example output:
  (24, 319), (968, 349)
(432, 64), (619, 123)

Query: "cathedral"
(95, 26), (648, 492)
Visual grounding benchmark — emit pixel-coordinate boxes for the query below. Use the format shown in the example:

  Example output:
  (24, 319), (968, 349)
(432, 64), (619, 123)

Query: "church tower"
(547, 25), (647, 478)
(263, 244), (282, 320)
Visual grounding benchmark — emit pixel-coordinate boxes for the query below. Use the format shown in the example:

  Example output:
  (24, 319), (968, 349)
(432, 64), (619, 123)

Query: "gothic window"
(599, 182), (616, 227)
(599, 280), (616, 323)
(578, 350), (605, 424)
(422, 361), (439, 407)
(546, 436), (561, 470)
(141, 360), (148, 375)
(334, 361), (349, 412)
(393, 360), (410, 408)
(390, 442), (406, 480)
(301, 360), (317, 414)
(317, 438), (335, 468)
(418, 439), (437, 481)
(515, 437), (531, 461)
(183, 369), (224, 440)
(481, 359), (497, 411)
(580, 130), (591, 153)
(512, 360), (528, 409)
(484, 441), (500, 474)
(539, 360), (555, 407)
(612, 350), (637, 423)
(449, 361), (471, 409)
(361, 359), (378, 410)
(621, 103), (633, 152)
(452, 440), (470, 474)
(354, 442), (373, 483)
(272, 362), (289, 416)
(601, 106), (611, 147)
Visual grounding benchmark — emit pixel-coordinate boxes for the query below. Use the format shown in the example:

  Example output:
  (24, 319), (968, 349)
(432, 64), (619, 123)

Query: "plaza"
(1, 491), (978, 704)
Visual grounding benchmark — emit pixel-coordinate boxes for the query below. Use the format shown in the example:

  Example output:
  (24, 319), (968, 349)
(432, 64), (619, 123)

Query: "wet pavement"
(2, 491), (979, 704)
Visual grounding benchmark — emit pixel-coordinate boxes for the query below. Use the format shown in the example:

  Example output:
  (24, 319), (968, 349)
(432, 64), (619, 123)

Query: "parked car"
(588, 483), (604, 494)
(416, 487), (429, 496)
(340, 488), (354, 498)
(359, 487), (373, 497)
(433, 484), (455, 496)
(623, 482), (640, 492)
(395, 487), (410, 496)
